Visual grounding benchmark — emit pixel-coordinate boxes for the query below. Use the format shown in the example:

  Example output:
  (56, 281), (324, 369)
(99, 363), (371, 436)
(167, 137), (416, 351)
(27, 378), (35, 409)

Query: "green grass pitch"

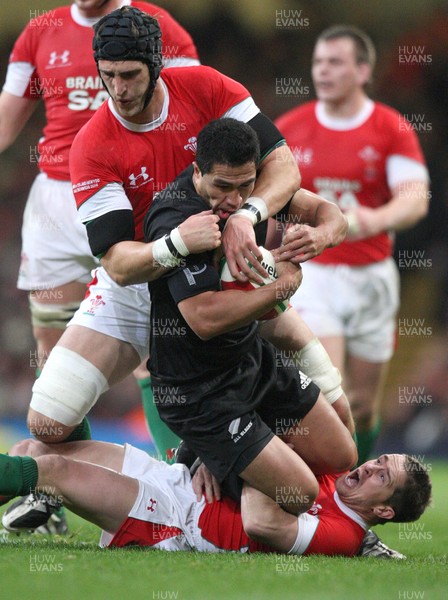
(1, 462), (446, 600)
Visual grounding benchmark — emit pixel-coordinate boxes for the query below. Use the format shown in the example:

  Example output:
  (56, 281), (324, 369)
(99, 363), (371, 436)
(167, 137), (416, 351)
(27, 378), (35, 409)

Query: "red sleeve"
(133, 1), (199, 61)
(304, 515), (365, 557)
(379, 104), (426, 165)
(69, 112), (120, 209)
(205, 66), (251, 117)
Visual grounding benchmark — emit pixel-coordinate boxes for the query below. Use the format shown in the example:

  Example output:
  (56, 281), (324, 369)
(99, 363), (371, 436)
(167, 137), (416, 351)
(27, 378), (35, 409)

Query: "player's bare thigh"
(283, 393), (357, 474)
(58, 324), (141, 384)
(9, 439), (126, 473)
(31, 281), (88, 359)
(239, 435), (318, 515)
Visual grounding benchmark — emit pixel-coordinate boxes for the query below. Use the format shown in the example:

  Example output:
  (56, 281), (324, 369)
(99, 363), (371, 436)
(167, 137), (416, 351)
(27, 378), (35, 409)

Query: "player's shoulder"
(28, 5), (71, 27)
(371, 101), (406, 125)
(147, 166), (201, 228)
(131, 1), (171, 19)
(161, 65), (225, 96)
(151, 166), (197, 213)
(275, 100), (317, 128)
(71, 102), (112, 148)
(20, 5), (71, 36)
(162, 64), (221, 84)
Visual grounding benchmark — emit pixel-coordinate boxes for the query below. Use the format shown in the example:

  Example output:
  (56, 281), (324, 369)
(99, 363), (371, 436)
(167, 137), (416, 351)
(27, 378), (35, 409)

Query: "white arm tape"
(152, 228), (189, 268)
(230, 197), (269, 225)
(295, 337), (343, 404)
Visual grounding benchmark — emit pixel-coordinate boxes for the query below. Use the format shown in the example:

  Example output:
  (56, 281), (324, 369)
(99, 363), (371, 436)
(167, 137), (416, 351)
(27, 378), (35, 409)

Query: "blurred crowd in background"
(0, 0), (447, 456)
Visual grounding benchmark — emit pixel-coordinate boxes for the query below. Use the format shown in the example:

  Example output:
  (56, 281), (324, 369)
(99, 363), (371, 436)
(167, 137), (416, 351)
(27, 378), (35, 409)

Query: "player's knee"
(280, 473), (318, 514)
(27, 409), (71, 443)
(352, 404), (377, 431)
(297, 480), (318, 513)
(331, 438), (358, 472)
(36, 454), (68, 484)
(8, 438), (42, 458)
(29, 345), (108, 432)
(29, 295), (80, 331)
(350, 394), (376, 423)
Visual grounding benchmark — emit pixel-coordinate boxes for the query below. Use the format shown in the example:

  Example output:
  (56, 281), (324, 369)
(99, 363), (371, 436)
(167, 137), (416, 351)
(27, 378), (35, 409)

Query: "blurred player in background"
(0, 0), (200, 472)
(275, 25), (429, 465)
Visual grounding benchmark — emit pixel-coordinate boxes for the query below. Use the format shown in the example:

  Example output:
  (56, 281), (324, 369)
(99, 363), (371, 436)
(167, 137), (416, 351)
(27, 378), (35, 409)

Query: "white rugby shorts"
(100, 444), (207, 551)
(17, 173), (99, 290)
(290, 258), (400, 362)
(67, 266), (150, 361)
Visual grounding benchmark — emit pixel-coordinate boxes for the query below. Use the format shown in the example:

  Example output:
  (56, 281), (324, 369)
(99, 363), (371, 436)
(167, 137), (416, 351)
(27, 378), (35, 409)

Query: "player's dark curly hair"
(377, 455), (432, 524)
(195, 118), (260, 175)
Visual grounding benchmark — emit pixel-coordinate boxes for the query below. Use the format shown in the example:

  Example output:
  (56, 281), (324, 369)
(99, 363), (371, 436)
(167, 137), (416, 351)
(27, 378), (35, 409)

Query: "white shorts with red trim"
(290, 258), (399, 362)
(100, 444), (206, 551)
(67, 267), (150, 360)
(17, 173), (98, 290)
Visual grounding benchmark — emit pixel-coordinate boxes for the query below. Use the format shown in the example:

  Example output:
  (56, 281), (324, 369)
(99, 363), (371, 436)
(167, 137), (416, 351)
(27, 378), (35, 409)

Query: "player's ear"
(357, 62), (371, 87)
(372, 504), (395, 521)
(192, 161), (202, 185)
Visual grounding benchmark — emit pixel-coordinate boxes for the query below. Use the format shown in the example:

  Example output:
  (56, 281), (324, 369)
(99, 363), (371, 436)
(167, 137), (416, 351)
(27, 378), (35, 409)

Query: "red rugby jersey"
(275, 100), (427, 265)
(198, 473), (367, 556)
(4, 2), (199, 180)
(70, 66), (254, 241)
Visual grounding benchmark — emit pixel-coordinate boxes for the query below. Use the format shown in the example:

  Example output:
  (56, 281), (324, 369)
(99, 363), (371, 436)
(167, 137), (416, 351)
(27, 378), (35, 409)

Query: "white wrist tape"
(230, 196), (269, 225)
(294, 337), (343, 404)
(346, 211), (360, 236)
(152, 227), (190, 268)
(170, 227), (189, 256)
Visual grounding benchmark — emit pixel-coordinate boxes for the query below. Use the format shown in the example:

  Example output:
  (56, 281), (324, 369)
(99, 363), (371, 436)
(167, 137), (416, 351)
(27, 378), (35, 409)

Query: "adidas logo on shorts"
(299, 371), (312, 390)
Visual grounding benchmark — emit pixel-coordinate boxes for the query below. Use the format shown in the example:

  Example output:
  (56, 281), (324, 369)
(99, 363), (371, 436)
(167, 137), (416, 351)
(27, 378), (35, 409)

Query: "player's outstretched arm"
(346, 180), (429, 240)
(0, 91), (38, 153)
(101, 210), (221, 286)
(275, 188), (348, 263)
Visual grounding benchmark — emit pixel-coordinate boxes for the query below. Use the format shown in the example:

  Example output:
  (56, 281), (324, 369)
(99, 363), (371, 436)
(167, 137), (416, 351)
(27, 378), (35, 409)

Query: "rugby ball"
(219, 246), (290, 321)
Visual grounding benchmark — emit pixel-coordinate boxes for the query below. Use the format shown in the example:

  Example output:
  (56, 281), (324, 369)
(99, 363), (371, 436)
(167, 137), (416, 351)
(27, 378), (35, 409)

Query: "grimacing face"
(336, 454), (408, 521)
(192, 161), (257, 220)
(311, 37), (371, 104)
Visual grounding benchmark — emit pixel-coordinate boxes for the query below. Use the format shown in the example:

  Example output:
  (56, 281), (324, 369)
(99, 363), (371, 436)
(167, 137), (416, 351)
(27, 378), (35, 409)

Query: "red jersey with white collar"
(275, 101), (428, 265)
(70, 66), (256, 241)
(198, 473), (367, 556)
(3, 2), (199, 181)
